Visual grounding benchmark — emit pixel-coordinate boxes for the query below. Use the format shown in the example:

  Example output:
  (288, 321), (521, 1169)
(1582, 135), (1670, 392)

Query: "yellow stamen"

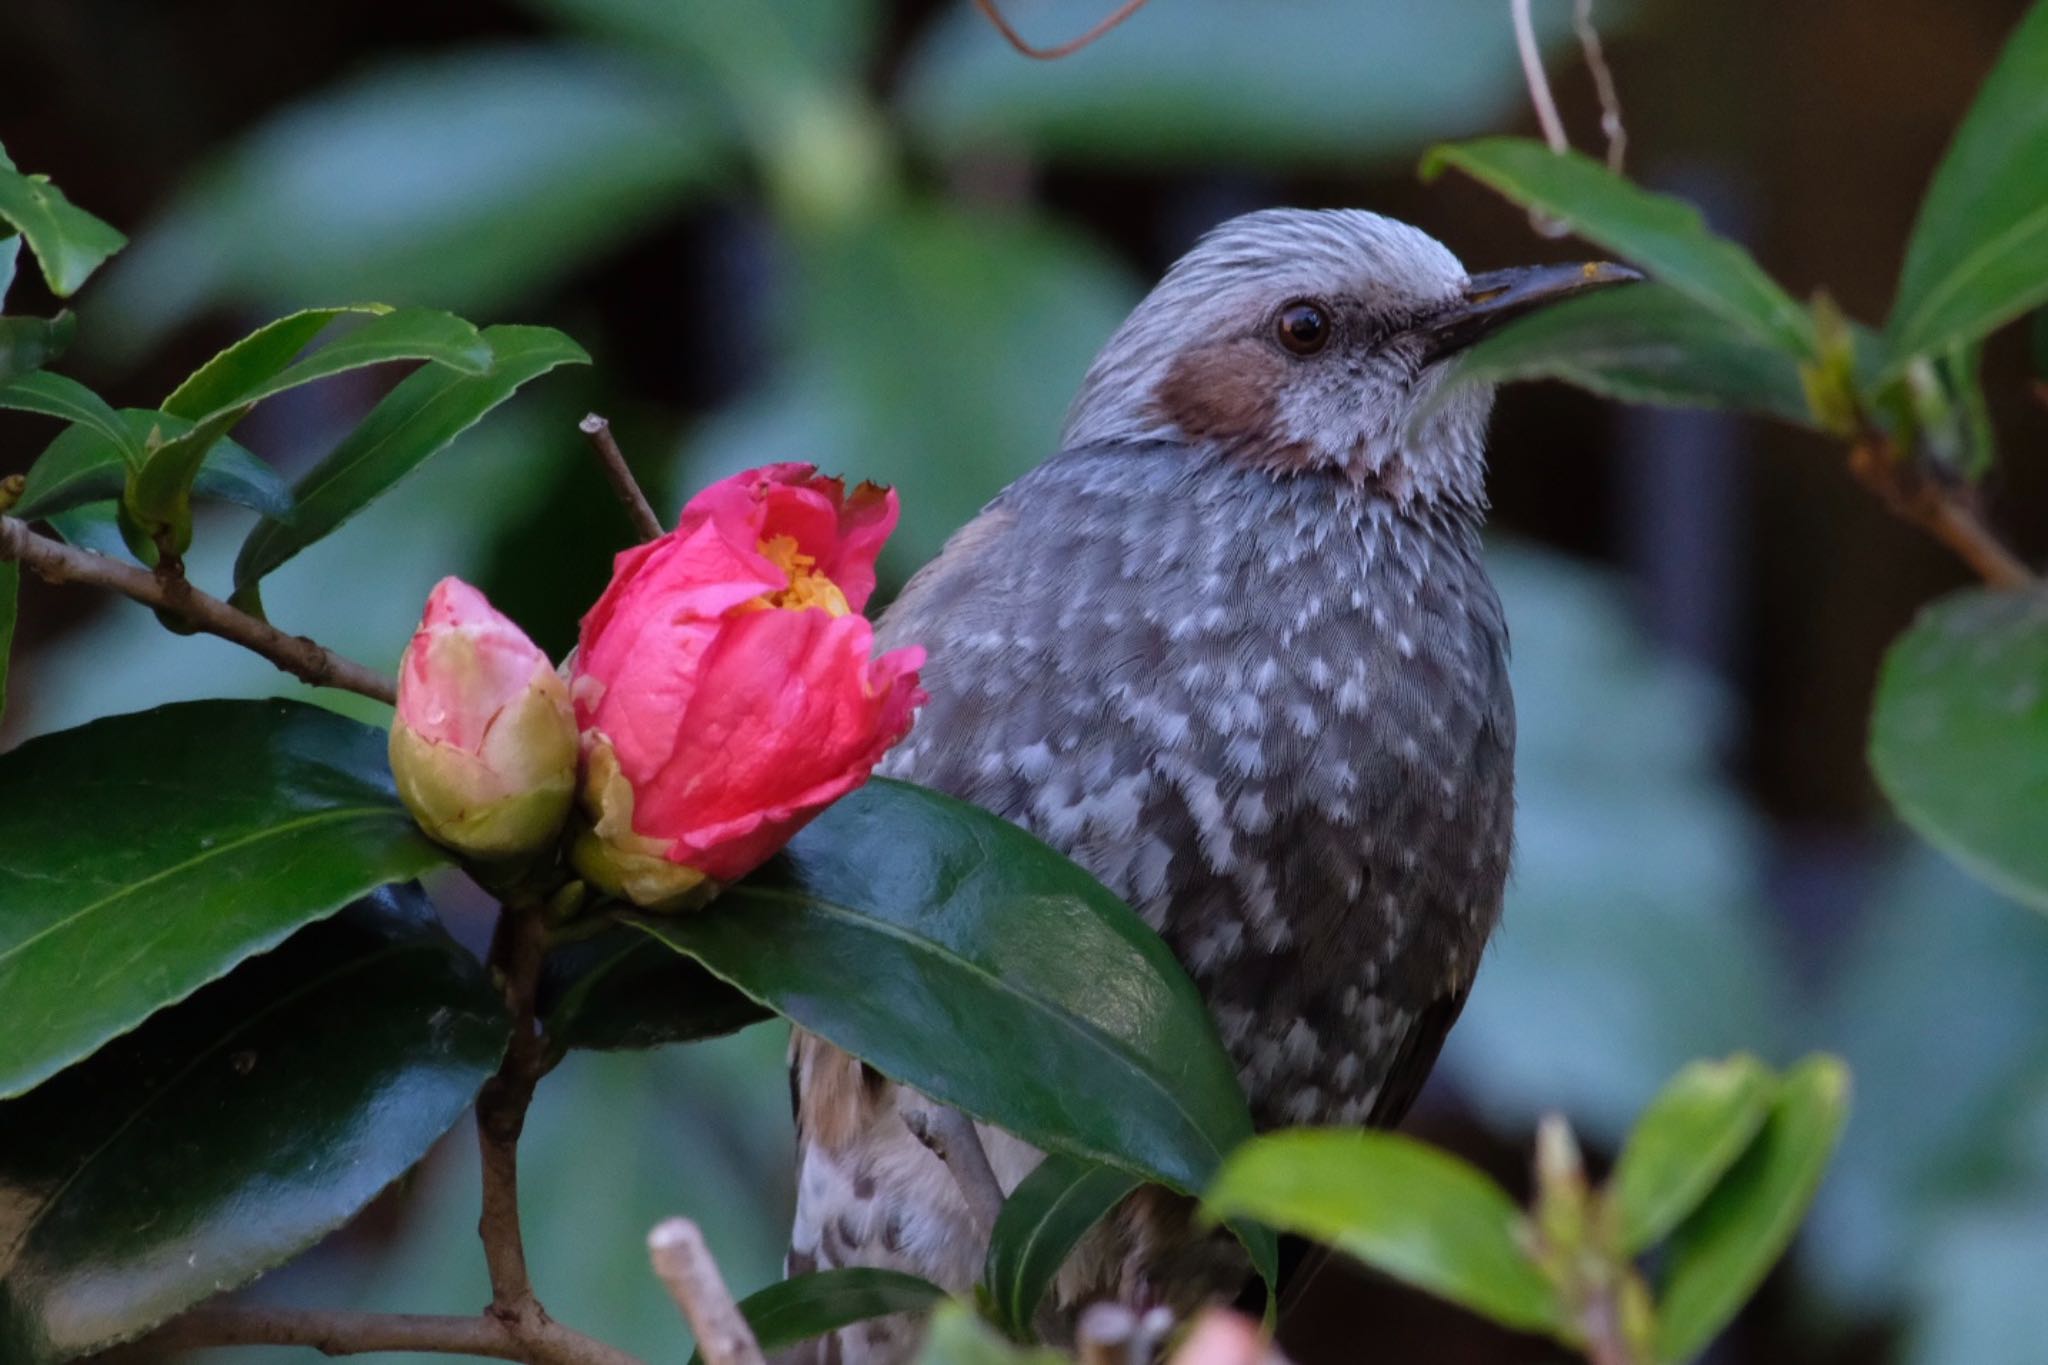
(752, 534), (850, 616)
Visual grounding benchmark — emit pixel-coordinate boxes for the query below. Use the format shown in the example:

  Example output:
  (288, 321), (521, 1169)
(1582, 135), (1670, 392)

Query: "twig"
(0, 514), (396, 704)
(1848, 441), (2034, 589)
(88, 1305), (644, 1365)
(477, 904), (557, 1316)
(900, 1102), (1006, 1238)
(971, 0), (1152, 60)
(1573, 0), (1627, 173)
(579, 414), (664, 542)
(1509, 0), (1572, 239)
(647, 1219), (766, 1365)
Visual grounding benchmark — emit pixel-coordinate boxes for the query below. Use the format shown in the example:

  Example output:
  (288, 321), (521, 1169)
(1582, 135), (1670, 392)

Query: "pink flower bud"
(1168, 1312), (1285, 1365)
(390, 578), (578, 859)
(568, 464), (925, 908)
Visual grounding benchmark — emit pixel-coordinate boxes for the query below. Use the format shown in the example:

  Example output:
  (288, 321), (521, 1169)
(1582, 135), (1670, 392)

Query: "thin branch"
(647, 1219), (766, 1365)
(1573, 0), (1627, 173)
(0, 515), (395, 704)
(971, 0), (1152, 60)
(1509, 0), (1572, 239)
(899, 1102), (1006, 1238)
(89, 1306), (644, 1365)
(477, 904), (556, 1314)
(578, 414), (664, 543)
(1848, 441), (2035, 589)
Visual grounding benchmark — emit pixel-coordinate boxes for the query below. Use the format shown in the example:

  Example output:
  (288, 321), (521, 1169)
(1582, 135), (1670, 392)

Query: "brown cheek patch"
(1153, 340), (1317, 472)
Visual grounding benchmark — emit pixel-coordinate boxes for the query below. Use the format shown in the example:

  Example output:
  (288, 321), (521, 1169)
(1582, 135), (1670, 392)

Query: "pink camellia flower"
(1167, 1312), (1288, 1365)
(568, 464), (926, 908)
(389, 578), (579, 859)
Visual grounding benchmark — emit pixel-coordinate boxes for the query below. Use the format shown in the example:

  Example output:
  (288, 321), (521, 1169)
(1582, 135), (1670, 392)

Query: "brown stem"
(88, 1306), (643, 1365)
(578, 414), (664, 543)
(1572, 0), (1627, 173)
(647, 1219), (766, 1365)
(477, 903), (555, 1314)
(971, 0), (1152, 60)
(0, 514), (396, 704)
(1847, 441), (2035, 589)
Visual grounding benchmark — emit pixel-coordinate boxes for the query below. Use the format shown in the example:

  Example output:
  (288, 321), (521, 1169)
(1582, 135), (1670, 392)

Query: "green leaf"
(1421, 139), (1814, 358)
(0, 886), (509, 1365)
(0, 561), (16, 724)
(0, 233), (18, 304)
(0, 370), (143, 468)
(916, 1304), (1067, 1365)
(1203, 1129), (1565, 1336)
(0, 311), (76, 383)
(15, 409), (291, 521)
(233, 323), (588, 594)
(0, 153), (127, 297)
(1870, 588), (2048, 910)
(40, 501), (130, 560)
(1608, 1055), (1777, 1254)
(628, 778), (1255, 1198)
(1885, 3), (2048, 364)
(161, 306), (381, 419)
(540, 927), (771, 1051)
(1439, 283), (1815, 426)
(1654, 1056), (1852, 1363)
(0, 699), (449, 1099)
(687, 1270), (949, 1365)
(983, 1154), (1141, 1340)
(132, 308), (491, 541)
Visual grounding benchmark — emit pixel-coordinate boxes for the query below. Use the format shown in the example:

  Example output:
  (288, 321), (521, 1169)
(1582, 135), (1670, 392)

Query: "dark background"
(4, 2), (2045, 1361)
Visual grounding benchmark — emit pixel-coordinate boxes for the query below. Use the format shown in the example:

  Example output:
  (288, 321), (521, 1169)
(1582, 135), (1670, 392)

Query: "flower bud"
(390, 577), (577, 859)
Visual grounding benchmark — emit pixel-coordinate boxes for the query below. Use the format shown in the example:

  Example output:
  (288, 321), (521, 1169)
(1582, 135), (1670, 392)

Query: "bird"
(780, 208), (1637, 1363)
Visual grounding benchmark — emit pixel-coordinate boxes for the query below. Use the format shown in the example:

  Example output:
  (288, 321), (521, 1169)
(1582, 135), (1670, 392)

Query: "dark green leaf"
(1870, 588), (2048, 910)
(916, 1304), (1067, 1365)
(0, 233), (17, 304)
(0, 371), (142, 468)
(1655, 1056), (1852, 1363)
(0, 561), (16, 723)
(687, 1270), (948, 1365)
(1439, 283), (1814, 426)
(984, 1155), (1141, 1340)
(40, 501), (130, 560)
(133, 308), (491, 539)
(0, 699), (449, 1098)
(15, 409), (291, 521)
(0, 153), (127, 297)
(1885, 3), (2048, 364)
(233, 323), (588, 593)
(540, 927), (770, 1051)
(0, 886), (509, 1365)
(629, 778), (1255, 1198)
(1608, 1054), (1776, 1255)
(0, 312), (75, 383)
(1203, 1129), (1565, 1336)
(161, 306), (377, 420)
(1421, 139), (1814, 358)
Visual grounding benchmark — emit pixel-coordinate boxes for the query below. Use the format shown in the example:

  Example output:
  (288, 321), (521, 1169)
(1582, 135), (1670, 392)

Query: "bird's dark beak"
(1416, 261), (1643, 363)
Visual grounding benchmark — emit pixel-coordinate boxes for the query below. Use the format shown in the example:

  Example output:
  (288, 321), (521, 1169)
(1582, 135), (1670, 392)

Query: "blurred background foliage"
(3, 0), (2046, 1361)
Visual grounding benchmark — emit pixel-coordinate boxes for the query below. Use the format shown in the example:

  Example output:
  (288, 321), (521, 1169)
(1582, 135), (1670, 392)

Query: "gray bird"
(783, 208), (1636, 1363)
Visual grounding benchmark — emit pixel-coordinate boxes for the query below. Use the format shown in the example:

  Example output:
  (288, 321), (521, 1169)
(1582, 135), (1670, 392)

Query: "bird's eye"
(1275, 300), (1331, 355)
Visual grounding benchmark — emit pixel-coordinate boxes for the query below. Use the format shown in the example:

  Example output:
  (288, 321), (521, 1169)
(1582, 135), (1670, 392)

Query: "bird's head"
(1061, 207), (1638, 509)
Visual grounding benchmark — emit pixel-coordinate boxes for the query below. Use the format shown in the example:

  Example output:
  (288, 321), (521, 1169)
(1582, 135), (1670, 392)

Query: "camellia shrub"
(1, 3), (2043, 1362)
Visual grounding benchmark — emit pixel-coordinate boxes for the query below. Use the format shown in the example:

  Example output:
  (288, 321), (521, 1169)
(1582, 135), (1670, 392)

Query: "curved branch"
(1847, 443), (2034, 589)
(90, 1305), (643, 1365)
(0, 514), (396, 704)
(971, 0), (1152, 60)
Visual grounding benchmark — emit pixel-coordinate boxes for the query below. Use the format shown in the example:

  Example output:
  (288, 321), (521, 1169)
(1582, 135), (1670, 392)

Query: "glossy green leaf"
(161, 306), (380, 419)
(0, 371), (142, 468)
(1655, 1056), (1852, 1363)
(0, 886), (509, 1365)
(540, 927), (770, 1051)
(0, 150), (127, 297)
(629, 778), (1255, 1198)
(1870, 589), (2048, 910)
(902, 0), (1592, 167)
(1422, 139), (1814, 358)
(0, 312), (75, 383)
(918, 1304), (1067, 1365)
(1609, 1054), (1776, 1254)
(687, 1270), (948, 1365)
(0, 699), (448, 1098)
(233, 323), (588, 593)
(39, 502), (130, 560)
(1885, 3), (2048, 364)
(1204, 1129), (1565, 1336)
(15, 409), (290, 521)
(984, 1154), (1141, 1340)
(132, 308), (491, 539)
(1439, 283), (1814, 427)
(0, 561), (16, 723)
